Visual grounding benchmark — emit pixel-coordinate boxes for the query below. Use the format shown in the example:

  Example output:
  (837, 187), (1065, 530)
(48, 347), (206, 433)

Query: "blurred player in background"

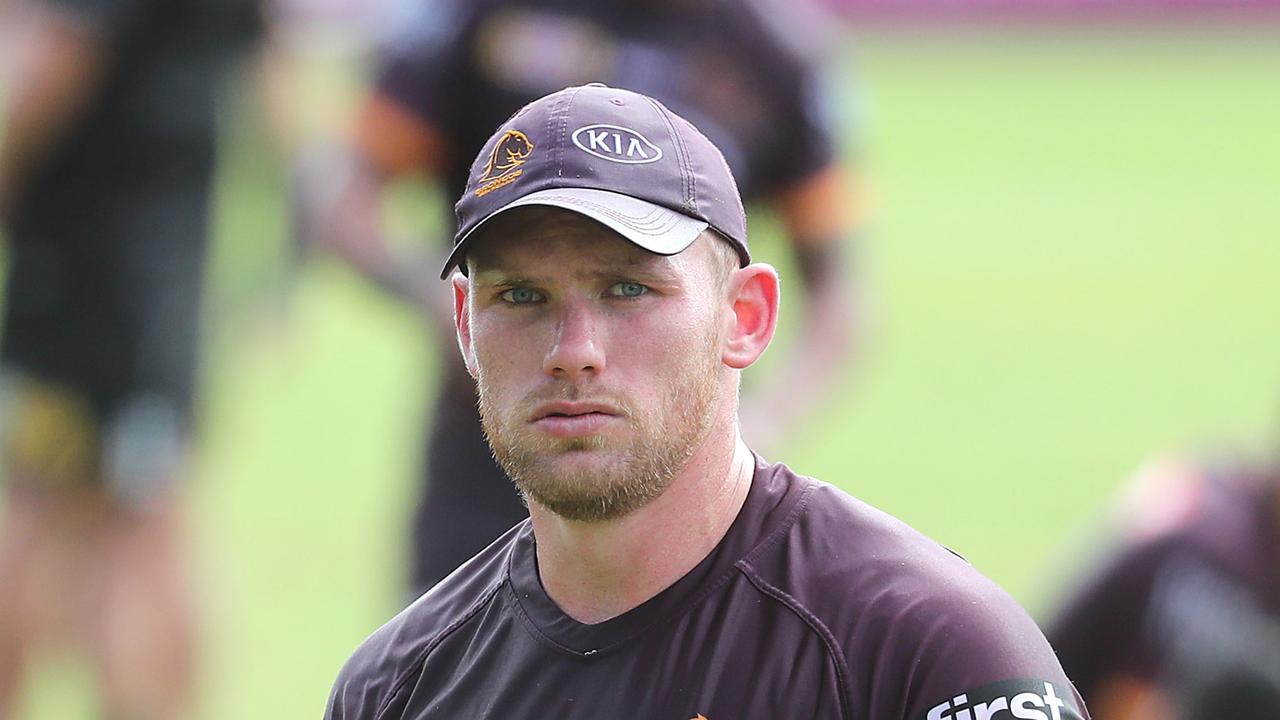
(0, 0), (260, 716)
(1044, 453), (1280, 719)
(296, 0), (865, 596)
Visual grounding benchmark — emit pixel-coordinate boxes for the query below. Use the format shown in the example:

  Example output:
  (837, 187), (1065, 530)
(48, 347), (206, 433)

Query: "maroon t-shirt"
(327, 457), (1088, 719)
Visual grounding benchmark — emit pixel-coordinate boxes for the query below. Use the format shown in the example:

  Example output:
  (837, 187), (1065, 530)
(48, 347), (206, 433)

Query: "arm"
(291, 93), (455, 329)
(1088, 678), (1175, 720)
(0, 3), (107, 223)
(295, 0), (474, 332)
(738, 164), (863, 453)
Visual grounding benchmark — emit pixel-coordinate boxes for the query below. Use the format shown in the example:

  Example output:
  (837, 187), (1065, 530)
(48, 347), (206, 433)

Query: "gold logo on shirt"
(475, 129), (533, 197)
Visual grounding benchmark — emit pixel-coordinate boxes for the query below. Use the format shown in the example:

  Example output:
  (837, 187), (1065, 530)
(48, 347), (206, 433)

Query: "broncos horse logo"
(475, 130), (534, 197)
(480, 130), (534, 179)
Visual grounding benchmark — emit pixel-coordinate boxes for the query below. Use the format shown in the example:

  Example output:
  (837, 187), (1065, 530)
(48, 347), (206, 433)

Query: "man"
(296, 0), (860, 594)
(0, 0), (259, 716)
(325, 84), (1087, 719)
(1045, 455), (1280, 719)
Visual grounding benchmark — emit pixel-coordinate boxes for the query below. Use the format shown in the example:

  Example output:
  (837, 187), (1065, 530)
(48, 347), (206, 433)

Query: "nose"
(543, 299), (605, 381)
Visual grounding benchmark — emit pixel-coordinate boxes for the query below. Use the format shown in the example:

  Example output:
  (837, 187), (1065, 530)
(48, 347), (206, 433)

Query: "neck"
(529, 431), (755, 625)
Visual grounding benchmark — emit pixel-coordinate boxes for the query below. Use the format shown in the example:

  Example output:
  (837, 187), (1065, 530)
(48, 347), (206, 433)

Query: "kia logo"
(571, 124), (663, 164)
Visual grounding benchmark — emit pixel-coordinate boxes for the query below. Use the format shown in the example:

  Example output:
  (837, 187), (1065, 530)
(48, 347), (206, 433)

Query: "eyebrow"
(473, 255), (682, 286)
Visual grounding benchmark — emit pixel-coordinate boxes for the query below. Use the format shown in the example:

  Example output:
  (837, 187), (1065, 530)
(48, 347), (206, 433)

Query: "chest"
(392, 601), (845, 719)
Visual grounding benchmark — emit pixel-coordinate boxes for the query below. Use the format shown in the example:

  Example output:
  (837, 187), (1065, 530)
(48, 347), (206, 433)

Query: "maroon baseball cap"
(441, 83), (749, 278)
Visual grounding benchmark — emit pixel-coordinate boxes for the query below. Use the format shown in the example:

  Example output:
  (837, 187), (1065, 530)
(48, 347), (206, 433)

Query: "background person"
(0, 0), (261, 716)
(1044, 453), (1280, 719)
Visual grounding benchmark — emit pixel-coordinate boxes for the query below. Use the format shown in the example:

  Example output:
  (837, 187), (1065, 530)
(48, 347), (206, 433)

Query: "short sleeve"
(903, 593), (1090, 720)
(368, 0), (474, 142)
(35, 0), (143, 36)
(852, 571), (1092, 720)
(324, 650), (382, 720)
(730, 1), (841, 194)
(765, 67), (840, 191)
(324, 626), (412, 720)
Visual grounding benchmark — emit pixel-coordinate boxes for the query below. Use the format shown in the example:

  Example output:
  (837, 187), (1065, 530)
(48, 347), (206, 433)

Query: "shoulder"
(374, 0), (499, 62)
(742, 466), (1086, 717)
(779, 478), (1052, 652)
(745, 472), (995, 596)
(29, 0), (146, 37)
(325, 523), (522, 719)
(1114, 454), (1273, 541)
(707, 0), (828, 73)
(1068, 454), (1276, 594)
(745, 470), (1044, 651)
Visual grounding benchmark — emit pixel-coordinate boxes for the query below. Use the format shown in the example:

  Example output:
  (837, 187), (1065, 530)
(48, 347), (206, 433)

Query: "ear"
(453, 272), (479, 378)
(722, 263), (780, 370)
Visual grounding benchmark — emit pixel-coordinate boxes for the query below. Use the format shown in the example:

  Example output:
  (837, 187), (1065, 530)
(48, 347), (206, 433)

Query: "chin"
(544, 446), (623, 476)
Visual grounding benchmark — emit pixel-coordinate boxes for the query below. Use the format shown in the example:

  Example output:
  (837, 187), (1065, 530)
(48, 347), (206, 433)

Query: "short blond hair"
(701, 228), (742, 296)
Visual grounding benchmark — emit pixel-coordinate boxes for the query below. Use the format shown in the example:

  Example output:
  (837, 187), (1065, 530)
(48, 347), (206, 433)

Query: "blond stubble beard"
(476, 330), (723, 523)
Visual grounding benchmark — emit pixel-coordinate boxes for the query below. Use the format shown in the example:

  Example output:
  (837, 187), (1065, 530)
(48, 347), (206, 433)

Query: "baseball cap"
(442, 83), (749, 278)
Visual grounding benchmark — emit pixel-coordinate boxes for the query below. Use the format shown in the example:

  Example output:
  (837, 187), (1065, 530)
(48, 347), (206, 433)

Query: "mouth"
(530, 401), (621, 420)
(529, 402), (622, 438)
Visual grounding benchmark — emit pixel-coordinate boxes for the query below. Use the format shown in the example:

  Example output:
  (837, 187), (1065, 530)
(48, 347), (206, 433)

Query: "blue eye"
(500, 287), (544, 304)
(610, 282), (648, 298)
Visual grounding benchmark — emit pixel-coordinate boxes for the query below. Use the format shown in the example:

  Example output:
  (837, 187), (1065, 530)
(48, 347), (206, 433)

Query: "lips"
(530, 401), (619, 421)
(529, 401), (622, 439)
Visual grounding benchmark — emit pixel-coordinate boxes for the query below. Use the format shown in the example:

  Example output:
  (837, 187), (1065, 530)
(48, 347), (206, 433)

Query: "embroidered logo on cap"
(475, 130), (534, 197)
(571, 124), (663, 164)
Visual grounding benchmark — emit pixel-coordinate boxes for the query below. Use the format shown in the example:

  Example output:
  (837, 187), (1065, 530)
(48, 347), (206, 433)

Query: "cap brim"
(440, 188), (708, 278)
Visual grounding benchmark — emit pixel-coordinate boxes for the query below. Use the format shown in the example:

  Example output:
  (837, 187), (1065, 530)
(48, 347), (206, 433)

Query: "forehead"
(466, 207), (687, 278)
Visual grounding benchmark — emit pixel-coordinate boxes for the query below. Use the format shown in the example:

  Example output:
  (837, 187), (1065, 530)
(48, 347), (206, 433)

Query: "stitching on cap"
(678, 120), (695, 211)
(547, 90), (565, 179)
(545, 97), (557, 179)
(643, 96), (694, 212)
(556, 87), (586, 179)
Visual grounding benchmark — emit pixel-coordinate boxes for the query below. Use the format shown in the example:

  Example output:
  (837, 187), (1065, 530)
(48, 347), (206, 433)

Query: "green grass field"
(12, 20), (1280, 719)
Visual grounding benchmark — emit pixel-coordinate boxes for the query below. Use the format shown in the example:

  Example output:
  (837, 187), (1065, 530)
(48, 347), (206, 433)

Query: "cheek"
(470, 315), (540, 384)
(614, 303), (717, 373)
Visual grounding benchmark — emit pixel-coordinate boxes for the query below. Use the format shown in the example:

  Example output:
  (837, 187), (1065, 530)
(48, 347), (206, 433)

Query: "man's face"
(458, 208), (730, 522)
